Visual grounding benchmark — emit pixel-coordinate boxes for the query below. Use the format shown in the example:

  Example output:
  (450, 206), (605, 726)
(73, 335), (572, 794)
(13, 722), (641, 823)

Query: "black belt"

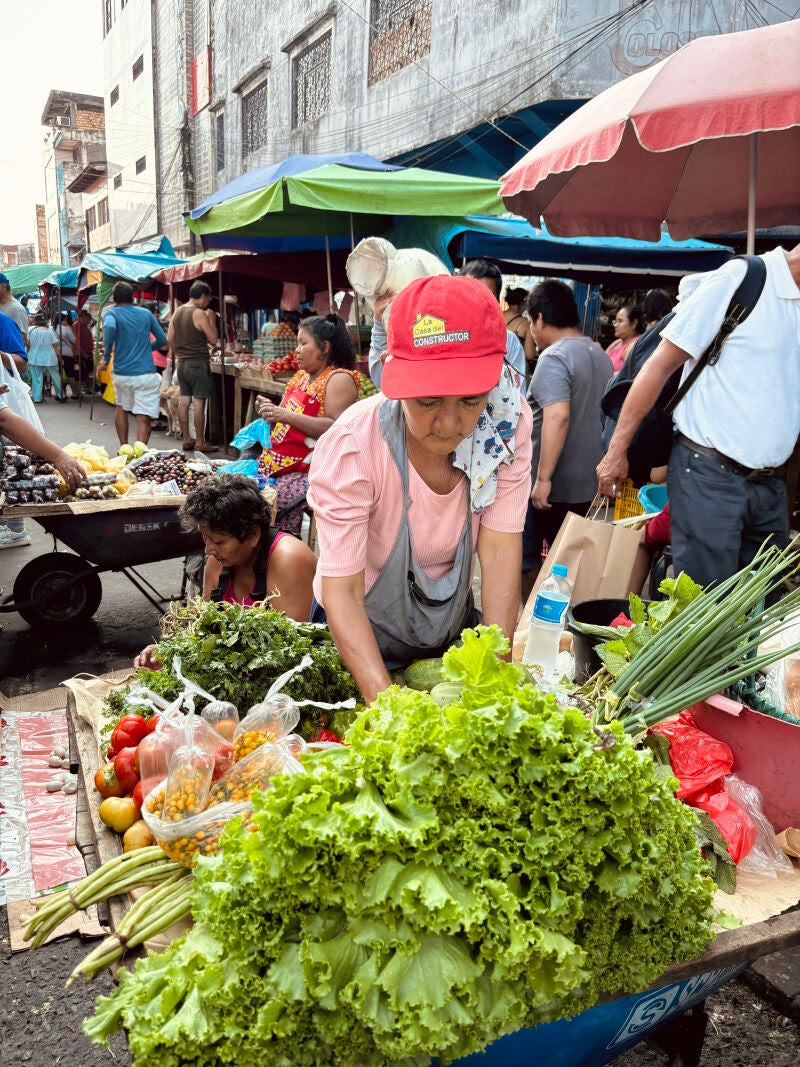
(674, 433), (786, 483)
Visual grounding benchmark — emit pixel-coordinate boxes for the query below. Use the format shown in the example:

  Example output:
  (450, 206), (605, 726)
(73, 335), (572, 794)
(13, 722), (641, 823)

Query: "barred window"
(215, 112), (225, 172)
(97, 198), (109, 227)
(113, 173), (122, 189)
(110, 85), (119, 106)
(103, 0), (112, 37)
(86, 206), (96, 232)
(132, 55), (144, 81)
(135, 156), (146, 174)
(368, 0), (432, 84)
(241, 81), (268, 156)
(292, 32), (331, 127)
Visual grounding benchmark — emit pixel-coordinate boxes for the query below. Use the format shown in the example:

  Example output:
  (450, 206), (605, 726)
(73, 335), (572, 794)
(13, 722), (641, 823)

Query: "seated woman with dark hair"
(256, 314), (361, 536)
(133, 474), (317, 669)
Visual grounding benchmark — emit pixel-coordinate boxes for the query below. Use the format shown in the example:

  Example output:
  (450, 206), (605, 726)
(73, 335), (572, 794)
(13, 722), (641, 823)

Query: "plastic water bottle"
(523, 564), (572, 680)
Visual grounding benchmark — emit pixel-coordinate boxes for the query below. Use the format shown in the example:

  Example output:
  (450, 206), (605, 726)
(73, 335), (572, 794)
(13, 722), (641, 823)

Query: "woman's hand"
(134, 644), (163, 671)
(55, 451), (87, 491)
(256, 395), (286, 425)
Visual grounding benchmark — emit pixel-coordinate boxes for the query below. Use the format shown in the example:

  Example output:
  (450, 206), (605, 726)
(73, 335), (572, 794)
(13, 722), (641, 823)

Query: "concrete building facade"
(0, 244), (36, 270)
(94, 1), (792, 254)
(40, 91), (106, 265)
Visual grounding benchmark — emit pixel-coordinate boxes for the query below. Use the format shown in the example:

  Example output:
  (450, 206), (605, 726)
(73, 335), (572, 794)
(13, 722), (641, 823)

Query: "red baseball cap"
(382, 275), (506, 399)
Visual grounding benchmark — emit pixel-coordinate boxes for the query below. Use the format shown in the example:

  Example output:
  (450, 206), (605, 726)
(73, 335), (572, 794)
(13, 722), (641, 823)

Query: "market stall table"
(0, 496), (201, 626)
(57, 666), (800, 1065)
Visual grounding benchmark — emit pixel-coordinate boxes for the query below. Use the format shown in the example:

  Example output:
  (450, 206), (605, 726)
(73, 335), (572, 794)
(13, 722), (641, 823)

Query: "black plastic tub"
(567, 598), (637, 684)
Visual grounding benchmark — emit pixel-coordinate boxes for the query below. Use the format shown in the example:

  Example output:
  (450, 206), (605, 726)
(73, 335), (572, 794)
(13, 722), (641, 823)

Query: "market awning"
(185, 152), (504, 245)
(2, 262), (64, 296)
(383, 216), (733, 285)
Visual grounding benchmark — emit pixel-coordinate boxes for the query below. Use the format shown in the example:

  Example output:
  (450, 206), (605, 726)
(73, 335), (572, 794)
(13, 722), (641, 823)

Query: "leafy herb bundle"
(134, 598), (361, 720)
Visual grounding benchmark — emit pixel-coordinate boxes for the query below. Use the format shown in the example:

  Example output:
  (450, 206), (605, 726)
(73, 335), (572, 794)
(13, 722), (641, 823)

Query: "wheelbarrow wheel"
(13, 552), (103, 627)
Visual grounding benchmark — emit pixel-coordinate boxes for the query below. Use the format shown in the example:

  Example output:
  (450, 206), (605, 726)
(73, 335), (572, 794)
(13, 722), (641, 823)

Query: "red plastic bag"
(653, 710), (734, 801)
(692, 788), (757, 863)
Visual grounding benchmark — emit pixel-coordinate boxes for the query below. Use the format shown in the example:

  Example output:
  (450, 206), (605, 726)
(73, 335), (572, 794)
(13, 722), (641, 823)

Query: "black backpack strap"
(665, 254), (767, 415)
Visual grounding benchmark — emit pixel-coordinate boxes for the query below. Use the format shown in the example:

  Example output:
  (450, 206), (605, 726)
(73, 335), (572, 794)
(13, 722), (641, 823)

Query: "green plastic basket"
(731, 677), (800, 724)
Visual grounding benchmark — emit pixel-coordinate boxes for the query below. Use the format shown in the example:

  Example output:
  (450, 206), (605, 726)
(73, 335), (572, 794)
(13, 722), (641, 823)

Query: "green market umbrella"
(185, 153), (504, 243)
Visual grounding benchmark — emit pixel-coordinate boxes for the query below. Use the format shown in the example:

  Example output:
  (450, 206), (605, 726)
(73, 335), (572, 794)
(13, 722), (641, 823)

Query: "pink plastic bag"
(653, 710), (734, 801)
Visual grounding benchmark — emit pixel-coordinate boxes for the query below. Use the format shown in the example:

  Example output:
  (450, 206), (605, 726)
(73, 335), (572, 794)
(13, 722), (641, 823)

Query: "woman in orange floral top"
(256, 314), (361, 535)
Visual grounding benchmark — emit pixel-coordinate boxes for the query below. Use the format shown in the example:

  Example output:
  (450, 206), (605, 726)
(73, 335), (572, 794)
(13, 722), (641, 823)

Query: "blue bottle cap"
(552, 564), (568, 578)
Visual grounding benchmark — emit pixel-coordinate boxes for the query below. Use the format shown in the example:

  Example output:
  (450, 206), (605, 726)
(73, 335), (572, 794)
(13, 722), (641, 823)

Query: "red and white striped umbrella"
(501, 21), (800, 251)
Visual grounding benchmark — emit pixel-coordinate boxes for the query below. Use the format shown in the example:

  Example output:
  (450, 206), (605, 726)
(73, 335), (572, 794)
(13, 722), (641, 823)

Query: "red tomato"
(312, 729), (342, 744)
(145, 715), (159, 734)
(110, 714), (149, 752)
(94, 761), (126, 799)
(113, 746), (141, 793)
(132, 780), (144, 811)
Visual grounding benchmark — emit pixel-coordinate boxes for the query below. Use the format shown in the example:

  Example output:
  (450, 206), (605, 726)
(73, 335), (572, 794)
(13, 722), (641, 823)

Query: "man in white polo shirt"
(598, 243), (800, 589)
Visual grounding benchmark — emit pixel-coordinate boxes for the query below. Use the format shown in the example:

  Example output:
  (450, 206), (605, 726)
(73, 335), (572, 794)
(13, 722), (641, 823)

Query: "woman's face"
(296, 327), (328, 375)
(199, 524), (260, 568)
(401, 394), (490, 456)
(613, 309), (636, 342)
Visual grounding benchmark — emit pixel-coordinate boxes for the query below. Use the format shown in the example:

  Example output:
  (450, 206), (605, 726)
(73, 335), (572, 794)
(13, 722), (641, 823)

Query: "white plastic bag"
(1, 357), (44, 433)
(724, 775), (794, 877)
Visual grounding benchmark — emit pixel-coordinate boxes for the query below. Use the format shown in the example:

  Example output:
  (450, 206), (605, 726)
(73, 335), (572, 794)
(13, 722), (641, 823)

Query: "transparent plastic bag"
(763, 612), (800, 718)
(233, 692), (299, 761)
(724, 774), (794, 877)
(143, 740), (303, 866)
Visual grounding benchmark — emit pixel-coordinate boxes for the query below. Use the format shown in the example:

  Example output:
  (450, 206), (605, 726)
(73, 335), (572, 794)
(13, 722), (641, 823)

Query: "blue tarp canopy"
(384, 216), (733, 284)
(43, 268), (79, 291)
(77, 236), (185, 290)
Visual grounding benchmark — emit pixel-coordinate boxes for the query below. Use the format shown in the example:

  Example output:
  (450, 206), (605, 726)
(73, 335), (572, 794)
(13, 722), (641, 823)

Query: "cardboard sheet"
(713, 862), (800, 930)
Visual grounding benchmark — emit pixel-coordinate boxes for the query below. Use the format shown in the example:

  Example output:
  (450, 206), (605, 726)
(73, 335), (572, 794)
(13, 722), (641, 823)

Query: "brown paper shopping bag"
(520, 502), (650, 628)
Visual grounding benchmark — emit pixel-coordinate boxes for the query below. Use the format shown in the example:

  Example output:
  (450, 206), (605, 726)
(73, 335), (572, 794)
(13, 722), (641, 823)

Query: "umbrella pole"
(349, 214), (362, 358)
(324, 235), (334, 312)
(57, 289), (63, 403)
(218, 269), (228, 455)
(747, 133), (757, 256)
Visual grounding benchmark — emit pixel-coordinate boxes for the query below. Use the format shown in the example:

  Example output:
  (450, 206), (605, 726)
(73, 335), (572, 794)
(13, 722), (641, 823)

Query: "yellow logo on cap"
(412, 313), (446, 339)
(411, 313), (470, 349)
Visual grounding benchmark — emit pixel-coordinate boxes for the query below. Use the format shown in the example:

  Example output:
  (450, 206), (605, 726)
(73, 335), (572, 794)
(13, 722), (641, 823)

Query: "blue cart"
(454, 906), (800, 1065)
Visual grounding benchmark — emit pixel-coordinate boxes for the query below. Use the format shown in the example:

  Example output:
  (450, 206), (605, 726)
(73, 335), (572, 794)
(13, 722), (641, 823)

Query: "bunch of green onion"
(593, 540), (800, 734)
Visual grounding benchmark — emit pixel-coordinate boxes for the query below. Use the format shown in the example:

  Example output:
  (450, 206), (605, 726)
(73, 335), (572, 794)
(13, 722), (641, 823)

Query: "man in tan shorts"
(167, 281), (219, 452)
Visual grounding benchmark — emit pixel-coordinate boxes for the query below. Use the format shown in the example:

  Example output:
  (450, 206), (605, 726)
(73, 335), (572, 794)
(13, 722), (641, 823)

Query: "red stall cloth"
(16, 713), (85, 892)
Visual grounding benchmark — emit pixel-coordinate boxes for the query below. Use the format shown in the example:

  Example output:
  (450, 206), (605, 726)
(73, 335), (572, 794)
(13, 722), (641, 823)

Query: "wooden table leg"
(233, 378), (243, 436)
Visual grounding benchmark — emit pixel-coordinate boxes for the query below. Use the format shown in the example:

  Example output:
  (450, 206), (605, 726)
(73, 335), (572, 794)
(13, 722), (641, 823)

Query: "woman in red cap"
(306, 275), (533, 704)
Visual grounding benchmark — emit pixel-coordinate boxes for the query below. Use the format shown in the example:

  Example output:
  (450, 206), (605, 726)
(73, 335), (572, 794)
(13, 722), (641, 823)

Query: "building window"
(110, 85), (119, 107)
(86, 206), (96, 232)
(113, 173), (122, 189)
(215, 112), (225, 173)
(132, 55), (144, 81)
(97, 198), (109, 226)
(292, 32), (332, 127)
(103, 0), (112, 37)
(135, 156), (146, 174)
(368, 0), (432, 84)
(241, 80), (268, 156)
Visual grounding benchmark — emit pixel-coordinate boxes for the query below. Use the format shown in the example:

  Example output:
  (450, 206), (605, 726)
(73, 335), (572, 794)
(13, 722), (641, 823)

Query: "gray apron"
(364, 401), (477, 670)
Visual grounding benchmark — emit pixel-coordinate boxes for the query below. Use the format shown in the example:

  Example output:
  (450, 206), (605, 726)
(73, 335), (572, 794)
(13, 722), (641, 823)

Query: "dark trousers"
(521, 499), (592, 572)
(667, 439), (788, 590)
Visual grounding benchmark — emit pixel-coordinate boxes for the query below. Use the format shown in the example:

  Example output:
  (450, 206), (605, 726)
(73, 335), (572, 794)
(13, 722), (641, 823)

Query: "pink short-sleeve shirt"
(307, 395), (532, 606)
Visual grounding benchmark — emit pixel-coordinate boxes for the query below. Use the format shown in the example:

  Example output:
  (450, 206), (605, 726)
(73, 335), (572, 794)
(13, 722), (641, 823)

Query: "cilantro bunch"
(87, 627), (714, 1066)
(135, 598), (360, 714)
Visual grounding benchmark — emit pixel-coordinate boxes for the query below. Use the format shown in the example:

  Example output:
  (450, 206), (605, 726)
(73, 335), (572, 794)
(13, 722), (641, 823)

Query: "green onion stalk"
(22, 846), (183, 949)
(68, 871), (193, 985)
(591, 540), (800, 734)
